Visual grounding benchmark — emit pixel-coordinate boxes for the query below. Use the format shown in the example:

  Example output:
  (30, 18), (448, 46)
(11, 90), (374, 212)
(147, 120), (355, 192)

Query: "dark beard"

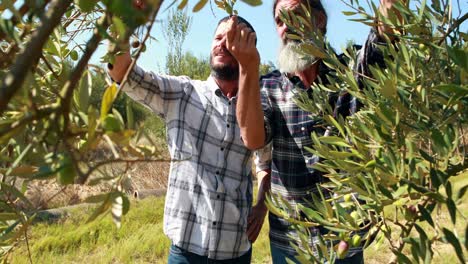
(210, 61), (239, 81)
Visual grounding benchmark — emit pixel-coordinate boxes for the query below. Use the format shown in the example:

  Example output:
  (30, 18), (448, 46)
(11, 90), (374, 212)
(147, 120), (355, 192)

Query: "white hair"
(277, 41), (317, 73)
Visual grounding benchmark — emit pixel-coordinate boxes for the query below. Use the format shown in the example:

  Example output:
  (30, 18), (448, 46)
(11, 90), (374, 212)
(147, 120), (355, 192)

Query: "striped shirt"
(122, 65), (253, 260)
(256, 30), (384, 256)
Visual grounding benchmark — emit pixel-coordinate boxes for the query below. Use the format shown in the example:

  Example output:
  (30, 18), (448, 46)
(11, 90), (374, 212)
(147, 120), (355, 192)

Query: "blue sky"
(133, 0), (466, 72)
(135, 0), (374, 71)
(4, 1), (466, 72)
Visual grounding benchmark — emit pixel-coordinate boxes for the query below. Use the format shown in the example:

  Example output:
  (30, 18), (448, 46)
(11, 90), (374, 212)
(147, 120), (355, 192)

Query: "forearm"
(108, 50), (132, 83)
(237, 65), (265, 150)
(255, 170), (271, 205)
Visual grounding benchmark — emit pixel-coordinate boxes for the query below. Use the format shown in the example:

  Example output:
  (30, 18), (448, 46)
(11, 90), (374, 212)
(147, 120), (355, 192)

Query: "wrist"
(239, 63), (260, 76)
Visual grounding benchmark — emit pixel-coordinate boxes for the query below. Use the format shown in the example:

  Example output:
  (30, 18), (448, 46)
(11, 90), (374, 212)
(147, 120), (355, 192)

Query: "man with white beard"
(240, 0), (405, 263)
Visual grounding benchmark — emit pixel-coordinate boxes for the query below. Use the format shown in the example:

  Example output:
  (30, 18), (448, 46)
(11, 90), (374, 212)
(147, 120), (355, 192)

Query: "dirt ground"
(24, 148), (171, 210)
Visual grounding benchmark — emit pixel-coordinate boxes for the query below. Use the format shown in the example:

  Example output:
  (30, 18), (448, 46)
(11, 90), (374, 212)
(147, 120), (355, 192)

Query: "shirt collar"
(207, 76), (237, 102)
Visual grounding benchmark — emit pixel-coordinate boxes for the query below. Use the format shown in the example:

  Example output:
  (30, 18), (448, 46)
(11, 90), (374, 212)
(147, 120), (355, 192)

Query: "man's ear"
(316, 11), (327, 34)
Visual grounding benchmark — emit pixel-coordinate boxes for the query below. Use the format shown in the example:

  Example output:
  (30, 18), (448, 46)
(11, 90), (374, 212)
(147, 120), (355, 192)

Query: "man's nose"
(217, 35), (227, 48)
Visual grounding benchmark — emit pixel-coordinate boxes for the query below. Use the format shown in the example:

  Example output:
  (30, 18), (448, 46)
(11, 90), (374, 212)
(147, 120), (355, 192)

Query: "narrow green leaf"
(342, 11), (358, 16)
(100, 83), (118, 121)
(177, 0), (188, 9)
(74, 0), (98, 12)
(0, 220), (20, 240)
(459, 184), (468, 200)
(5, 144), (32, 176)
(324, 115), (345, 136)
(240, 0), (262, 6)
(419, 149), (435, 163)
(0, 213), (17, 221)
(319, 136), (351, 147)
(446, 198), (457, 225)
(418, 204), (434, 227)
(395, 251), (413, 264)
(193, 0), (209, 12)
(442, 228), (465, 263)
(446, 46), (468, 71)
(300, 43), (328, 59)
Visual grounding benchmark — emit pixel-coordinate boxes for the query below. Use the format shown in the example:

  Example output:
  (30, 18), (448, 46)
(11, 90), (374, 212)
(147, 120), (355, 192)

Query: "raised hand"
(225, 16), (259, 71)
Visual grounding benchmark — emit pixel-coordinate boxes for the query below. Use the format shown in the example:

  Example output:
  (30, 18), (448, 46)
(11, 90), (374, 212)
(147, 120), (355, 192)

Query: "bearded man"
(108, 15), (261, 263)
(239, 0), (405, 263)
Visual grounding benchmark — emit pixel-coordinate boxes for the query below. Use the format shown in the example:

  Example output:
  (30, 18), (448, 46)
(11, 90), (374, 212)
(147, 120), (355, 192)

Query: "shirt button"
(217, 195), (220, 199)
(213, 221), (217, 226)
(227, 124), (230, 128)
(228, 102), (232, 105)
(221, 147), (224, 151)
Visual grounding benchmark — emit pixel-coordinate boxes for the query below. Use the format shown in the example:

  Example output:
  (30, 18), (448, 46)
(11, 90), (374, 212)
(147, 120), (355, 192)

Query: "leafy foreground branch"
(0, 0), (266, 262)
(0, 0), (73, 115)
(0, 0), (165, 261)
(266, 0), (467, 263)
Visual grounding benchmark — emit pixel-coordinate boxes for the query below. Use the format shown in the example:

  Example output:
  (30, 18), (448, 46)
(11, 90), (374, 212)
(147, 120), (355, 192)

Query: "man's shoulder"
(260, 70), (284, 89)
(260, 70), (282, 81)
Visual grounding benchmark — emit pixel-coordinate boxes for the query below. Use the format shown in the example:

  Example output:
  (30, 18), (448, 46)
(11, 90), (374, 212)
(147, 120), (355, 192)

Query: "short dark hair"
(216, 15), (257, 45)
(273, 0), (328, 35)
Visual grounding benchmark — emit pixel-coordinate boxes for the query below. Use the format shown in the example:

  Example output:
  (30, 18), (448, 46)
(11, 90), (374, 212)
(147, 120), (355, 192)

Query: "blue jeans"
(167, 245), (252, 264)
(270, 243), (364, 264)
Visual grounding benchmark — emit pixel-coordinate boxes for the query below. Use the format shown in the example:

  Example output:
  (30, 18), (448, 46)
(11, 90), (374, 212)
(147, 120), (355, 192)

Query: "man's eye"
(275, 17), (282, 26)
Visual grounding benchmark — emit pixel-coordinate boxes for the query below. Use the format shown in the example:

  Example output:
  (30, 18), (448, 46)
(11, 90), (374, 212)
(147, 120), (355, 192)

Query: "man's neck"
(214, 78), (239, 99)
(293, 62), (320, 88)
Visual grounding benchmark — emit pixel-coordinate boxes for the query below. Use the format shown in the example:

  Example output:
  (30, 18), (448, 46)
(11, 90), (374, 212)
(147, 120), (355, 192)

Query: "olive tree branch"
(0, 0), (73, 115)
(117, 1), (164, 90)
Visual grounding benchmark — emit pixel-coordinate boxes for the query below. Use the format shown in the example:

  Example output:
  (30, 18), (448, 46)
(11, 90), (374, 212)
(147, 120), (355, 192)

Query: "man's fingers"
(226, 16), (237, 44)
(248, 31), (256, 47)
(232, 25), (242, 48)
(248, 225), (261, 242)
(247, 223), (259, 240)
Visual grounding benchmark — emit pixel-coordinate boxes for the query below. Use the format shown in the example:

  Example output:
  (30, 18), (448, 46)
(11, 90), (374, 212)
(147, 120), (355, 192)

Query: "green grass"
(9, 174), (467, 263)
(9, 197), (170, 263)
(8, 196), (271, 264)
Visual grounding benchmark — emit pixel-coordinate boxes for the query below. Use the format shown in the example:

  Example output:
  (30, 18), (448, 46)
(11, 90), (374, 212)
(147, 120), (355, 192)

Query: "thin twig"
(117, 1), (164, 90)
(0, 0), (52, 40)
(24, 222), (33, 264)
(59, 14), (110, 144)
(437, 12), (468, 45)
(81, 158), (171, 185)
(40, 54), (59, 79)
(0, 105), (58, 138)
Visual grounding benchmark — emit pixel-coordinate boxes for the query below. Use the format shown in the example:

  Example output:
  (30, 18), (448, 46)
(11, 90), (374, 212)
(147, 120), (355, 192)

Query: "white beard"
(277, 41), (317, 73)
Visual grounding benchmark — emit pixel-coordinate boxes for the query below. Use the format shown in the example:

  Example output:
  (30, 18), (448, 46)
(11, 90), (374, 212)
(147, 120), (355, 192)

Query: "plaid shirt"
(122, 65), (253, 260)
(257, 30), (384, 256)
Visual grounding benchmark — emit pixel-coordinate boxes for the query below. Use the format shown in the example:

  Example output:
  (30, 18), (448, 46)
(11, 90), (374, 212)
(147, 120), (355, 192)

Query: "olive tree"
(266, 0), (467, 263)
(0, 0), (260, 261)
